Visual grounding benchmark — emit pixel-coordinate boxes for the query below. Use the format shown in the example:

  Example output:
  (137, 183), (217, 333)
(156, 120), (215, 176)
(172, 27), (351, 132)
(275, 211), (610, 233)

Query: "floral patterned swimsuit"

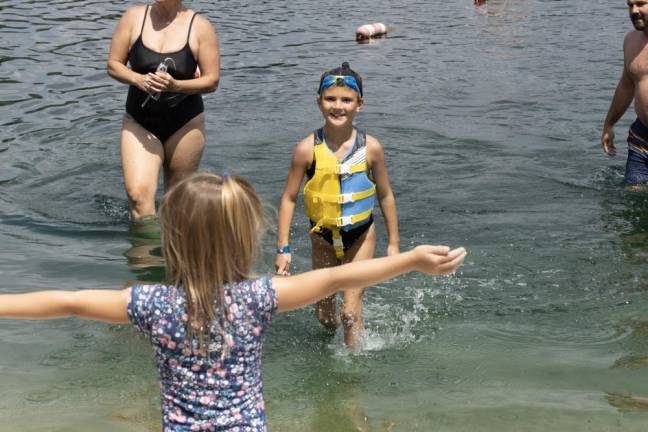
(127, 277), (277, 432)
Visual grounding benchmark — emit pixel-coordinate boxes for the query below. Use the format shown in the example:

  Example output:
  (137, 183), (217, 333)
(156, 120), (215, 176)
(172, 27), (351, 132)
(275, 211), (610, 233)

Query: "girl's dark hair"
(318, 62), (363, 96)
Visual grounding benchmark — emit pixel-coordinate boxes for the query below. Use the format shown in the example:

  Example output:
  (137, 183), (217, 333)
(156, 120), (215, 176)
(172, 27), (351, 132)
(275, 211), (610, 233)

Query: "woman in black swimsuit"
(107, 1), (219, 220)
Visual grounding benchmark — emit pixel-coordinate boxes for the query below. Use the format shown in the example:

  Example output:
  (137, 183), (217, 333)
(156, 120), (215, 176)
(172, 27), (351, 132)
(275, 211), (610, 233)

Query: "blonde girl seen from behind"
(160, 173), (265, 354)
(0, 173), (466, 432)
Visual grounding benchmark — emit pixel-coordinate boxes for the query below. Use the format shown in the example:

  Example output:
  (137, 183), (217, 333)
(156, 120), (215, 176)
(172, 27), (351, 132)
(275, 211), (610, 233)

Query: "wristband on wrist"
(276, 245), (290, 254)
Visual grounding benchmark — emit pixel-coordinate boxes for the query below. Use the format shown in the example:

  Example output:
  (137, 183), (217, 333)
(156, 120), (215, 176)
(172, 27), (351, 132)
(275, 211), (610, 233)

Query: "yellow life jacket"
(303, 130), (376, 259)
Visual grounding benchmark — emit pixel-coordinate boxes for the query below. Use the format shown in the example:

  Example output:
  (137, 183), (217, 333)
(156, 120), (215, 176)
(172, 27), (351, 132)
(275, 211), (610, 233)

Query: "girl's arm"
(275, 136), (313, 275)
(367, 136), (400, 256)
(0, 289), (131, 324)
(273, 245), (466, 313)
(148, 15), (220, 95)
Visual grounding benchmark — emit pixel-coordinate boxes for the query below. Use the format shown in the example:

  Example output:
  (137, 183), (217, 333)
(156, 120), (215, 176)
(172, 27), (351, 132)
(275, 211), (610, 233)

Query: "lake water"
(2, 0), (648, 430)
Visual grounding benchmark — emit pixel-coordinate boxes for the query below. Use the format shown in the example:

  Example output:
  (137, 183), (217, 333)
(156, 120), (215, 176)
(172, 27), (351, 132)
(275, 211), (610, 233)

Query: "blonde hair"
(159, 173), (266, 353)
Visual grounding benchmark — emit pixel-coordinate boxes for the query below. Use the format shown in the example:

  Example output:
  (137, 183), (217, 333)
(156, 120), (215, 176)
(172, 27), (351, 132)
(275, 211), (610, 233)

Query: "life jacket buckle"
(335, 164), (352, 175)
(335, 216), (353, 227)
(338, 193), (353, 204)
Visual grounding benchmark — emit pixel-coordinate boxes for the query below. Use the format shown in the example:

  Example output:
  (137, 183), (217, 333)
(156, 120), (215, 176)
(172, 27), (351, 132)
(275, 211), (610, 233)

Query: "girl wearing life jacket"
(275, 62), (401, 348)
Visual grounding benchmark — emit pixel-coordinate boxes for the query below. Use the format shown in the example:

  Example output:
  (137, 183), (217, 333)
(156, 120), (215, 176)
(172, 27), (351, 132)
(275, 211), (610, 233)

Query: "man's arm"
(602, 39), (636, 156)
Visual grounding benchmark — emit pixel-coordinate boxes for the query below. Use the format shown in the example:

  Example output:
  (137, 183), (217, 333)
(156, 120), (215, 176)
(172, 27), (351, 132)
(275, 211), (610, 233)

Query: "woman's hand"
(132, 73), (152, 94)
(413, 245), (466, 276)
(146, 71), (178, 94)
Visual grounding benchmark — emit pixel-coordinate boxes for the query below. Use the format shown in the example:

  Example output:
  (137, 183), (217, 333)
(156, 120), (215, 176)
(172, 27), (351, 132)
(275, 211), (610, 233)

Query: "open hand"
(413, 245), (466, 276)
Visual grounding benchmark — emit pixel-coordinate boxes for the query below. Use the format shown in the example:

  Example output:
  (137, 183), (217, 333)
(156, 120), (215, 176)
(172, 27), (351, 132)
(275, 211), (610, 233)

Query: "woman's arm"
(275, 136), (313, 275)
(367, 136), (400, 256)
(0, 289), (131, 324)
(273, 245), (466, 312)
(106, 6), (149, 92)
(148, 15), (220, 95)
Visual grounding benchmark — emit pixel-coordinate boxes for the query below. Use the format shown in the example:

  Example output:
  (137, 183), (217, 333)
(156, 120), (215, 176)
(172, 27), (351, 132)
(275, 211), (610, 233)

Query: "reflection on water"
(277, 358), (397, 432)
(617, 191), (648, 266)
(109, 381), (162, 432)
(125, 217), (165, 283)
(605, 392), (648, 413)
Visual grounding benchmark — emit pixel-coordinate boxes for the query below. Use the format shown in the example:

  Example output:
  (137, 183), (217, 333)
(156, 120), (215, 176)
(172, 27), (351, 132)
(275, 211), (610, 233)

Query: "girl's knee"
(340, 309), (360, 328)
(315, 305), (338, 330)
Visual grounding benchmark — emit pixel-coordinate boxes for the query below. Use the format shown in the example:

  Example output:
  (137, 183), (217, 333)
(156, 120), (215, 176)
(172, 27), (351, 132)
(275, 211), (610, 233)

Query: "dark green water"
(2, 0), (648, 430)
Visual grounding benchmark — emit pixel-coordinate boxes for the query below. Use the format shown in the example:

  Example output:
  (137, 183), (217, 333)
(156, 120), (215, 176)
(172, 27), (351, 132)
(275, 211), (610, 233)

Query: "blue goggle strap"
(319, 75), (362, 96)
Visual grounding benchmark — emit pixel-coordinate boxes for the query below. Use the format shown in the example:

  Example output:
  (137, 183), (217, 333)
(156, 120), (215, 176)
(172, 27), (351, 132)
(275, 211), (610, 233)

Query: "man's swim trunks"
(625, 118), (648, 184)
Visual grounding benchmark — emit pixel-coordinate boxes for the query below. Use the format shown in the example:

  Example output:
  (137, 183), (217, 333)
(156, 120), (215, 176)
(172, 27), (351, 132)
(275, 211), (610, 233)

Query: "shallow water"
(3, 0), (648, 430)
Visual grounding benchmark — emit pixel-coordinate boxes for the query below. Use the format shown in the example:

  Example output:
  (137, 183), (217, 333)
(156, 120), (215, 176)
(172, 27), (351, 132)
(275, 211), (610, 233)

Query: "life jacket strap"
(315, 161), (368, 175)
(308, 185), (376, 205)
(308, 207), (373, 235)
(332, 230), (344, 259)
(335, 162), (368, 175)
(333, 208), (373, 227)
(307, 224), (346, 259)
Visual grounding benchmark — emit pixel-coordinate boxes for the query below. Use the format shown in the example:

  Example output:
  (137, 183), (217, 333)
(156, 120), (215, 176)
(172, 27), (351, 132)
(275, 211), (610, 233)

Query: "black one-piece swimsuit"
(125, 5), (204, 143)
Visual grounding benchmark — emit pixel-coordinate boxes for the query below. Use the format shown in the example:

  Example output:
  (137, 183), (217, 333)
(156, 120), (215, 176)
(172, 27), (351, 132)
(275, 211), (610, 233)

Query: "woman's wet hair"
(318, 61), (363, 97)
(159, 172), (266, 354)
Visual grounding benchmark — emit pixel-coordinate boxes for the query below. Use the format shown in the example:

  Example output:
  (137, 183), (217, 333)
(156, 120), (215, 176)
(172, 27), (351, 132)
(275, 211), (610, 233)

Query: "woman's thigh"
(163, 113), (206, 190)
(120, 116), (164, 200)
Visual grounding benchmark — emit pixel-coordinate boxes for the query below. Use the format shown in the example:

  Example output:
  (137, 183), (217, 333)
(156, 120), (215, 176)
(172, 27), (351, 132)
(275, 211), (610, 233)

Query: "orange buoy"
(355, 23), (388, 41)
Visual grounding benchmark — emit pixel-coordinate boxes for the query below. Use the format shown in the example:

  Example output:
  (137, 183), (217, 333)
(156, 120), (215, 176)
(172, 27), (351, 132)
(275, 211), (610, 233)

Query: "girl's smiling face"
(317, 85), (363, 127)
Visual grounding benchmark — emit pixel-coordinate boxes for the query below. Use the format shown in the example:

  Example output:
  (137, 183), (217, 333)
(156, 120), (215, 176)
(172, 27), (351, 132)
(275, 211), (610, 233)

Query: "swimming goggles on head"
(318, 75), (362, 96)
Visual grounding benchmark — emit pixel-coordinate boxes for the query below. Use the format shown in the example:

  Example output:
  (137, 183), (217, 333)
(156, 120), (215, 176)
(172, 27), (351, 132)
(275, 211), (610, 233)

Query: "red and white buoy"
(355, 23), (388, 41)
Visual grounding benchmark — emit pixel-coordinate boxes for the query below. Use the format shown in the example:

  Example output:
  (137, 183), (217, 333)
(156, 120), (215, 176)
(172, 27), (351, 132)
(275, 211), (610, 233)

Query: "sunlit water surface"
(2, 0), (648, 430)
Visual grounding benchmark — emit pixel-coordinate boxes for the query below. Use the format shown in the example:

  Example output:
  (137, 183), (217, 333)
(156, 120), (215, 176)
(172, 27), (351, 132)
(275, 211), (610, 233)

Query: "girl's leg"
(120, 116), (164, 221)
(310, 232), (340, 331)
(163, 113), (206, 192)
(341, 224), (376, 348)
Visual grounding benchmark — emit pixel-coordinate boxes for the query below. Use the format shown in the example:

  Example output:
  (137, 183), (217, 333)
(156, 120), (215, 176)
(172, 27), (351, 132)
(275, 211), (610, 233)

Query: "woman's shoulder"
(122, 4), (148, 20)
(189, 11), (217, 32)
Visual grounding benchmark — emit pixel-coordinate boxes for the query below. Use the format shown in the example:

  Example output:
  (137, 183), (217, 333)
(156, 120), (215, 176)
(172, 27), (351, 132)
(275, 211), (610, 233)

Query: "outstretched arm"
(0, 289), (131, 324)
(273, 245), (466, 312)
